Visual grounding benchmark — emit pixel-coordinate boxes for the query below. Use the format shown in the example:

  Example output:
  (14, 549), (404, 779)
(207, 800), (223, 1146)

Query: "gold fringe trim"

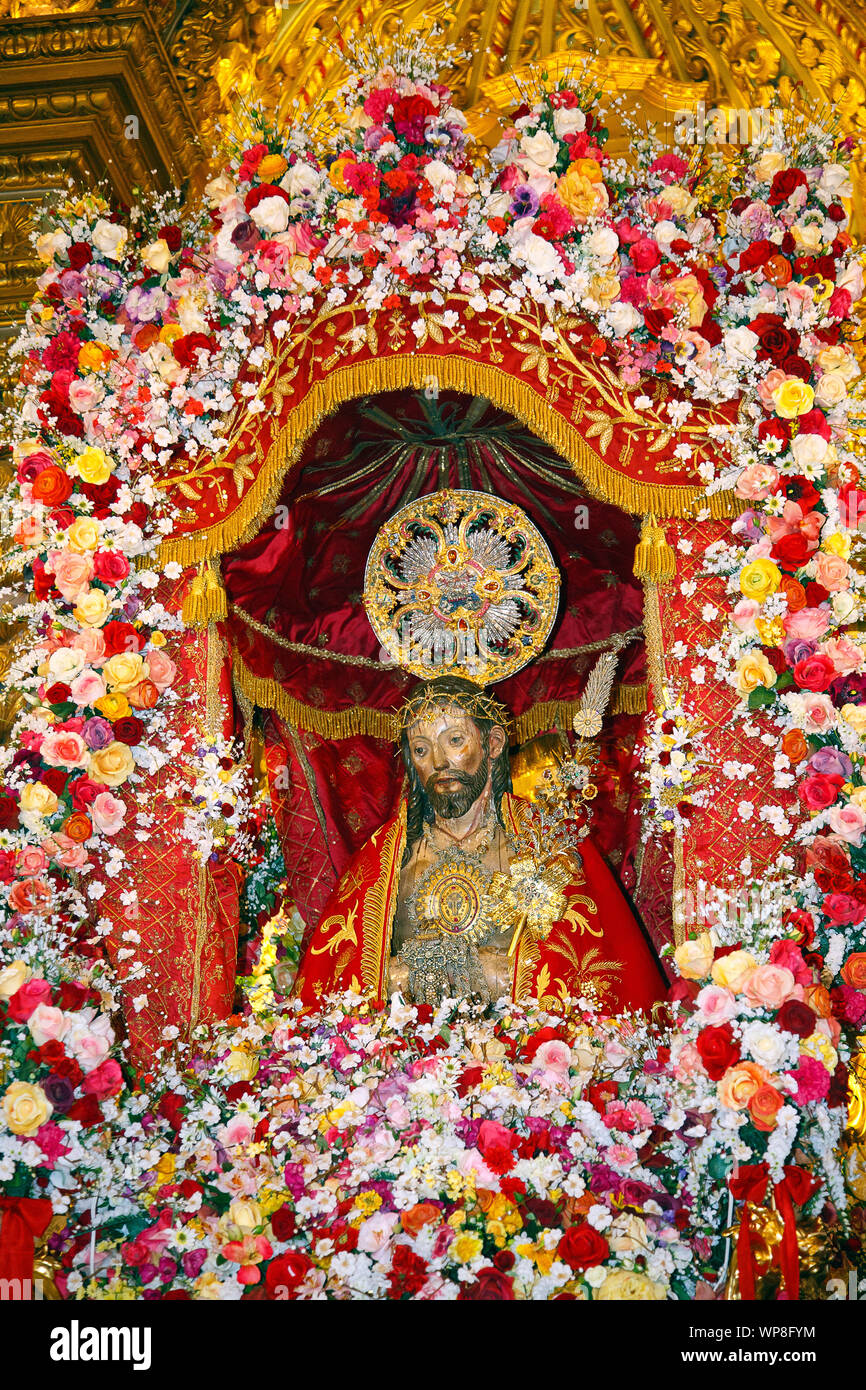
(233, 649), (646, 743)
(633, 513), (677, 585)
(182, 559), (227, 629)
(159, 355), (743, 567)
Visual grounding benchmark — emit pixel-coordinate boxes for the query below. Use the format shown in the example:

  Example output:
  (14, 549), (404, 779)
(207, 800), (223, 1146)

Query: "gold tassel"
(182, 560), (227, 629)
(633, 513), (676, 585)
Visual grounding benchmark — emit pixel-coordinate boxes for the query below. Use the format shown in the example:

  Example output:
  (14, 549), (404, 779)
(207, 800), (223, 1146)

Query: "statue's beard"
(424, 756), (490, 822)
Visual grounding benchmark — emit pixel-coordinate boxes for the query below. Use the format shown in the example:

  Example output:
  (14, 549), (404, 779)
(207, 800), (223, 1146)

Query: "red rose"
(456, 1065), (484, 1097)
(695, 1022), (740, 1080)
(0, 794), (18, 830)
(757, 417), (790, 448)
(102, 621), (145, 657)
(55, 981), (92, 1011)
(7, 977), (53, 1021)
(797, 408), (831, 439)
(782, 908), (815, 947)
(457, 1266), (516, 1300)
(793, 653), (837, 692)
(67, 243), (93, 270)
(264, 1250), (312, 1299)
(477, 1119), (518, 1174)
(776, 1000), (817, 1038)
(557, 1222), (610, 1271)
(31, 466), (73, 507)
(387, 1244), (428, 1298)
(750, 313), (797, 364)
(68, 775), (105, 810)
(158, 1091), (186, 1132)
(797, 773), (844, 811)
(66, 1094), (103, 1128)
(768, 168), (809, 206)
(82, 1058), (124, 1100)
(771, 532), (813, 570)
(92, 550), (130, 586)
(171, 333), (216, 369)
(243, 183), (290, 214)
(159, 224), (182, 252)
(270, 1205), (296, 1242)
(739, 239), (775, 271)
(522, 1026), (568, 1061)
(822, 891), (866, 926)
(112, 716), (144, 746)
(630, 237), (661, 273)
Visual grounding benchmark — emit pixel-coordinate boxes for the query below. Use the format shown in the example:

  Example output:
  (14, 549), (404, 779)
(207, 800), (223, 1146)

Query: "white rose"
(485, 190), (512, 218)
(814, 371), (848, 408)
(742, 1020), (786, 1070)
(791, 431), (828, 468)
(508, 228), (560, 278)
(663, 185), (697, 218)
(723, 325), (759, 366)
(519, 130), (558, 170)
(585, 225), (619, 263)
(28, 1004), (68, 1047)
(91, 218), (128, 261)
(248, 195), (290, 234)
(839, 259), (864, 303)
(281, 161), (321, 198)
(832, 591), (858, 622)
(36, 230), (71, 263)
(141, 239), (172, 274)
(817, 164), (853, 202)
(176, 291), (209, 334)
(605, 301), (642, 337)
(553, 107), (586, 140)
(653, 219), (679, 249)
(48, 647), (86, 682)
(423, 158), (458, 195)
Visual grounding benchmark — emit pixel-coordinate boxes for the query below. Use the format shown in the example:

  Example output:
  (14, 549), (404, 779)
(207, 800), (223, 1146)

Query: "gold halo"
(363, 489), (560, 683)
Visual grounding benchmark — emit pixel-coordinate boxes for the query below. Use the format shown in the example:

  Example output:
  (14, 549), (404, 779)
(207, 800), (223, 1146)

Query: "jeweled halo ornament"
(363, 489), (560, 685)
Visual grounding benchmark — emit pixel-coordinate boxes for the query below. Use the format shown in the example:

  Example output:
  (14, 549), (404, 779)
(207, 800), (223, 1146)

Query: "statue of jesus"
(294, 676), (665, 1013)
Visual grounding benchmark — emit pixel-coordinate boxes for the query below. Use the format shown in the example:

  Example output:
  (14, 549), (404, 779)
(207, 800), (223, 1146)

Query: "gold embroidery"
(560, 894), (603, 938)
(360, 805), (406, 997)
(308, 904), (359, 956)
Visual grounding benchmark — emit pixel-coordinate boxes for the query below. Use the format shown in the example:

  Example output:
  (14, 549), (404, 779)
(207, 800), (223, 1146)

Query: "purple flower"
(41, 1073), (75, 1113)
(809, 747), (853, 778)
(231, 220), (260, 252)
(783, 638), (817, 667)
(509, 185), (540, 218)
(182, 1249), (207, 1279)
(831, 673), (866, 704)
(81, 716), (114, 750)
(283, 1163), (306, 1199)
(157, 1256), (178, 1283)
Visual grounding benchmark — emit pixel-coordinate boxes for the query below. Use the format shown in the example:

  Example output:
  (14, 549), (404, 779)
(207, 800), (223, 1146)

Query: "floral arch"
(1, 33), (866, 1302)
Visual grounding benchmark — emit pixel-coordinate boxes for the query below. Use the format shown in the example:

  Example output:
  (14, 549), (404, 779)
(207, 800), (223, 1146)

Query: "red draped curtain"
(222, 391), (661, 949)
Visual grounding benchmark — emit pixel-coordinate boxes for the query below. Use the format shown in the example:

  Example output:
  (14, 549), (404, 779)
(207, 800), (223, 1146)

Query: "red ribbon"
(0, 1196), (53, 1298)
(728, 1164), (822, 1301)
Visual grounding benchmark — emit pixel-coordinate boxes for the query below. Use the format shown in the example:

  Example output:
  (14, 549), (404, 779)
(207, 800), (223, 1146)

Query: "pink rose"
(783, 607), (830, 640)
(821, 635), (864, 675)
(40, 730), (89, 769)
(695, 984), (738, 1025)
(736, 463), (780, 501)
(356, 1211), (399, 1254)
(535, 1038), (572, 1073)
(73, 629), (106, 663)
(145, 648), (177, 692)
(219, 1115), (255, 1146)
(671, 1041), (704, 1080)
(732, 598), (761, 633)
(69, 670), (107, 706)
(743, 963), (797, 1010)
(67, 1028), (111, 1073)
(17, 845), (48, 876)
(757, 368), (789, 411)
(827, 803), (866, 846)
(798, 693), (836, 733)
(54, 842), (89, 869)
(283, 222), (325, 257)
(813, 552), (850, 592)
(82, 1058), (123, 1100)
(90, 791), (126, 835)
(68, 378), (104, 413)
(48, 549), (94, 602)
(768, 939), (812, 985)
(28, 1003), (68, 1045)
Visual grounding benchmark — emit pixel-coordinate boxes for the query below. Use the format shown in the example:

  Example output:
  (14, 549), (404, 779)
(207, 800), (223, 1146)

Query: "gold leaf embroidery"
(309, 903), (358, 956)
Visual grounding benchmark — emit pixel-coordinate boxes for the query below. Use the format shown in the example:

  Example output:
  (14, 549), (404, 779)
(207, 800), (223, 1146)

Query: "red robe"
(294, 794), (665, 1013)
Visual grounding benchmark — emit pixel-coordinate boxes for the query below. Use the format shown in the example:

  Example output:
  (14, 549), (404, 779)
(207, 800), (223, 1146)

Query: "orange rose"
(842, 953), (866, 990)
(716, 1061), (771, 1110)
(63, 812), (92, 843)
(803, 983), (832, 1018)
(764, 255), (793, 287)
(780, 576), (806, 613)
(781, 729), (808, 763)
(8, 878), (53, 914)
(127, 679), (159, 710)
(400, 1203), (441, 1238)
(748, 1084), (785, 1132)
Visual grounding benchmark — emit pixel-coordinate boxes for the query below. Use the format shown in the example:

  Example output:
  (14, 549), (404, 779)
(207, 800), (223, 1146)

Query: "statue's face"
(406, 705), (506, 820)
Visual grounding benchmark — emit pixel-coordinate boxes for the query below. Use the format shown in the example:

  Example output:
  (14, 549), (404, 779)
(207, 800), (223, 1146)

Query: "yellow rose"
(258, 153), (288, 182)
(73, 587), (111, 629)
(150, 631), (166, 648)
(596, 1269), (667, 1300)
(557, 165), (609, 223)
(823, 532), (851, 560)
(141, 239), (171, 274)
(227, 1199), (264, 1235)
(76, 447), (114, 486)
(3, 1080), (53, 1136)
(663, 185), (698, 218)
(78, 342), (110, 372)
(772, 378), (815, 419)
(66, 517), (101, 553)
(289, 254), (312, 281)
(816, 344), (860, 381)
(224, 1049), (259, 1080)
(88, 741), (136, 787)
(95, 693), (131, 721)
(842, 703), (866, 736)
(19, 782), (58, 816)
(103, 653), (149, 692)
(711, 948), (757, 993)
(0, 959), (31, 1000)
(734, 651), (777, 697)
(588, 272), (620, 307)
(754, 150), (786, 181)
(739, 558), (781, 602)
(673, 933), (714, 981)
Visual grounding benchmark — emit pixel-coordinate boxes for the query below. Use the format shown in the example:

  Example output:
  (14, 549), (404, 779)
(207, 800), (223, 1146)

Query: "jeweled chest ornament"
(363, 489), (560, 684)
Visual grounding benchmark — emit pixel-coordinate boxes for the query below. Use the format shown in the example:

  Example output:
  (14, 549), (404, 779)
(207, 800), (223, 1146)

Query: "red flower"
(776, 1000), (817, 1038)
(771, 532), (813, 570)
(31, 466), (73, 507)
(66, 1094), (103, 1128)
(695, 1023), (740, 1080)
(7, 977), (52, 1021)
(270, 1205), (296, 1242)
(82, 1058), (123, 1100)
(768, 168), (809, 206)
(822, 891), (866, 926)
(793, 653), (837, 692)
(112, 716), (144, 746)
(0, 794), (18, 830)
(171, 333), (216, 369)
(782, 908), (815, 948)
(92, 550), (130, 586)
(477, 1119), (518, 1174)
(264, 1250), (312, 1299)
(557, 1222), (610, 1271)
(387, 1244), (429, 1298)
(630, 236), (661, 273)
(457, 1266), (515, 1300)
(750, 312), (798, 364)
(68, 775), (104, 810)
(456, 1065), (484, 1097)
(158, 1091), (186, 1132)
(739, 239), (775, 271)
(797, 773), (844, 811)
(102, 621), (145, 657)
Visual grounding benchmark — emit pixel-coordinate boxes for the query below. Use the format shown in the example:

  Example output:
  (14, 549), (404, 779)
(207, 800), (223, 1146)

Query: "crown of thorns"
(398, 684), (510, 733)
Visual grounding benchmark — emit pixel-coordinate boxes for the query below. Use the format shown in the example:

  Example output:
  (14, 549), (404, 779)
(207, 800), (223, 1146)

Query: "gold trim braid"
(158, 355), (741, 567)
